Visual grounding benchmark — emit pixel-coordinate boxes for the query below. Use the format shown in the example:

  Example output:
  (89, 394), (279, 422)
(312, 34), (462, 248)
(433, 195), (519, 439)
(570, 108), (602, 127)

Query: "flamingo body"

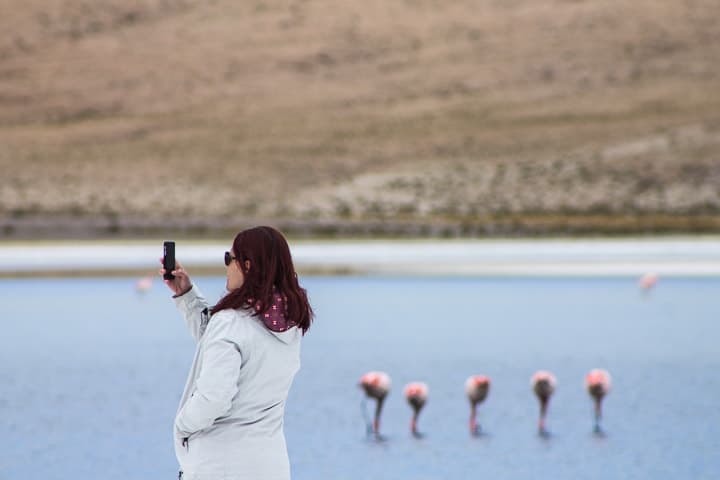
(465, 375), (490, 404)
(135, 276), (153, 293)
(639, 272), (658, 291)
(404, 382), (428, 410)
(531, 371), (556, 400)
(360, 371), (391, 399)
(585, 369), (611, 399)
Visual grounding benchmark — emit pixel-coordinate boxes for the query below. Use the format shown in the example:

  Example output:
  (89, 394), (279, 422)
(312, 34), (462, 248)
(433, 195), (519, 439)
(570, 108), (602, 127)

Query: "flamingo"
(465, 375), (490, 436)
(585, 369), (611, 434)
(135, 276), (153, 294)
(359, 371), (391, 437)
(531, 370), (556, 436)
(639, 272), (658, 292)
(404, 382), (428, 437)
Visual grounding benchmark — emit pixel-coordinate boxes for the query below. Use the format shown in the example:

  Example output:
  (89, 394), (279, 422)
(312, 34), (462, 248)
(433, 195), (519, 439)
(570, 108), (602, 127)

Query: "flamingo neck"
(594, 398), (603, 431)
(538, 398), (549, 434)
(373, 397), (385, 434)
(469, 402), (478, 435)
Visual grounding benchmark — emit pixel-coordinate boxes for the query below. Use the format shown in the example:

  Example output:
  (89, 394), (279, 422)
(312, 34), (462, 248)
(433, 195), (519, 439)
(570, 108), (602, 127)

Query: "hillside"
(1, 0), (719, 237)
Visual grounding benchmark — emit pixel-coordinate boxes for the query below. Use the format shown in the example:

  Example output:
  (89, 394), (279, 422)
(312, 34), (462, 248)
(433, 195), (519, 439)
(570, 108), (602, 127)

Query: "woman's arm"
(161, 259), (210, 342)
(174, 285), (211, 342)
(175, 312), (242, 437)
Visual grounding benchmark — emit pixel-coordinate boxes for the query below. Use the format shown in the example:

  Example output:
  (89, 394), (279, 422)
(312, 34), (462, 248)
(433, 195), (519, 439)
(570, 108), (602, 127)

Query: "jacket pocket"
(176, 429), (193, 453)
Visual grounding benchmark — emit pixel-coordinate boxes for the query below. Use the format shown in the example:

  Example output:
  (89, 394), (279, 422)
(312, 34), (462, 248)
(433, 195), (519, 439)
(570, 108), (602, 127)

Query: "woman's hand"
(159, 258), (193, 297)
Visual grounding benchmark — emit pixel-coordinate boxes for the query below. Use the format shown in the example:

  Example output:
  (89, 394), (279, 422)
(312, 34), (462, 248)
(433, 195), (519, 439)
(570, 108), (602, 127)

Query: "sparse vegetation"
(0, 0), (719, 237)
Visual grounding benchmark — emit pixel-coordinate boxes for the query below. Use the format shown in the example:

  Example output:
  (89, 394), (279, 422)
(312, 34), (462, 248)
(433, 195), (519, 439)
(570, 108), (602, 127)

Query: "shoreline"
(1, 237), (719, 278)
(2, 213), (720, 241)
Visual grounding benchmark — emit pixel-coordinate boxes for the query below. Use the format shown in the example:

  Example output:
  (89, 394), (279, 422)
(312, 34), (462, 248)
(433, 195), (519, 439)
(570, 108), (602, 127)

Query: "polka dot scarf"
(249, 287), (297, 332)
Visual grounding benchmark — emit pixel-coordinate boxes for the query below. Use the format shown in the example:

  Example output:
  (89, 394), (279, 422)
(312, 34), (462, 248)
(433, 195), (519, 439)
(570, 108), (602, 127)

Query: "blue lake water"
(1, 275), (719, 479)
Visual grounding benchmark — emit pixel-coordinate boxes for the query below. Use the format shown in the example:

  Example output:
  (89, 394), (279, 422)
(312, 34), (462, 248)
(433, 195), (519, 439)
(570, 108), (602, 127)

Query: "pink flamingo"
(531, 370), (556, 436)
(135, 276), (153, 294)
(359, 371), (391, 437)
(585, 369), (611, 433)
(639, 272), (658, 292)
(404, 382), (428, 437)
(465, 375), (491, 436)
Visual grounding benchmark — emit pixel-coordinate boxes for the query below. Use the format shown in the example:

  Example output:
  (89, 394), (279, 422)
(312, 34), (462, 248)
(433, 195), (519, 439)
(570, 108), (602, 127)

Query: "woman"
(161, 226), (313, 480)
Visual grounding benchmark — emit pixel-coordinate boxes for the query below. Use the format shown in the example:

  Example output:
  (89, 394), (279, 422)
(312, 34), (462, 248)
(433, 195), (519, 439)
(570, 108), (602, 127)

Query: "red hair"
(211, 226), (313, 334)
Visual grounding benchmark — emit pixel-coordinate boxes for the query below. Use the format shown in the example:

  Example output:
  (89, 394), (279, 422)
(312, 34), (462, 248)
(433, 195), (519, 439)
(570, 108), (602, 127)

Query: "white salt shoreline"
(1, 238), (719, 277)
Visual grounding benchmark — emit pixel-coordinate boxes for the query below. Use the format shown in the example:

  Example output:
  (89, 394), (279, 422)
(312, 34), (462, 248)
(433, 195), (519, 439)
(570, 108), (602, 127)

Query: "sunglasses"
(224, 251), (238, 266)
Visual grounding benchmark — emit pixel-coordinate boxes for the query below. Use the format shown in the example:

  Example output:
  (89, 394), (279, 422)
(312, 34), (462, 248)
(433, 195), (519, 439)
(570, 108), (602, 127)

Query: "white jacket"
(173, 285), (301, 480)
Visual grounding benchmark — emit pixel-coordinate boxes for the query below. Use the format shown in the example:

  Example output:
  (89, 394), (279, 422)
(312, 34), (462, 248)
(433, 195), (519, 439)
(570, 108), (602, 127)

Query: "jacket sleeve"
(174, 285), (212, 342)
(175, 311), (242, 437)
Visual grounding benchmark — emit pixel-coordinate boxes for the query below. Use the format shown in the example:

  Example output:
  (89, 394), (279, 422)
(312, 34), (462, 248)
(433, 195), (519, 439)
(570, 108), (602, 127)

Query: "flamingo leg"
(360, 398), (374, 436)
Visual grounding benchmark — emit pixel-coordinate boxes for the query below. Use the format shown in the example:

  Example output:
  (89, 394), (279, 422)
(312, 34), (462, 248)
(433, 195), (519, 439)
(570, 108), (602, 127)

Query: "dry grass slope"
(1, 0), (719, 237)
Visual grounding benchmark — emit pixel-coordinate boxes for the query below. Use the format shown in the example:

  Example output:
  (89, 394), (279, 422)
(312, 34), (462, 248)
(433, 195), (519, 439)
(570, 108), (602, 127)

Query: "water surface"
(0, 276), (718, 479)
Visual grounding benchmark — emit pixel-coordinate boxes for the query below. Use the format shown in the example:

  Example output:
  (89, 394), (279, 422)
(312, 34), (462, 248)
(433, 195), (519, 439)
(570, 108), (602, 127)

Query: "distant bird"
(465, 375), (491, 436)
(359, 371), (391, 437)
(585, 369), (611, 434)
(531, 371), (556, 436)
(639, 272), (658, 292)
(135, 276), (153, 294)
(404, 382), (429, 437)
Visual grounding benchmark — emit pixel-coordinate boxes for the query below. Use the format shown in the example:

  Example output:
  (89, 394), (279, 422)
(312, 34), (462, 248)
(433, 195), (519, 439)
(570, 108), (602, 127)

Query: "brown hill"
(1, 0), (719, 237)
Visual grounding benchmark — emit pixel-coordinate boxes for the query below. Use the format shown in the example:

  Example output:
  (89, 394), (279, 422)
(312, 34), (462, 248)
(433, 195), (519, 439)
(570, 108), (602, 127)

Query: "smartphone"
(163, 241), (176, 280)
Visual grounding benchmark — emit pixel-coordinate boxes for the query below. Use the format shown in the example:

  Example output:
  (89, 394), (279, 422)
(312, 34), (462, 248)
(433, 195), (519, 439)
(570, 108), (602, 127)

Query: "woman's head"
(212, 226), (313, 334)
